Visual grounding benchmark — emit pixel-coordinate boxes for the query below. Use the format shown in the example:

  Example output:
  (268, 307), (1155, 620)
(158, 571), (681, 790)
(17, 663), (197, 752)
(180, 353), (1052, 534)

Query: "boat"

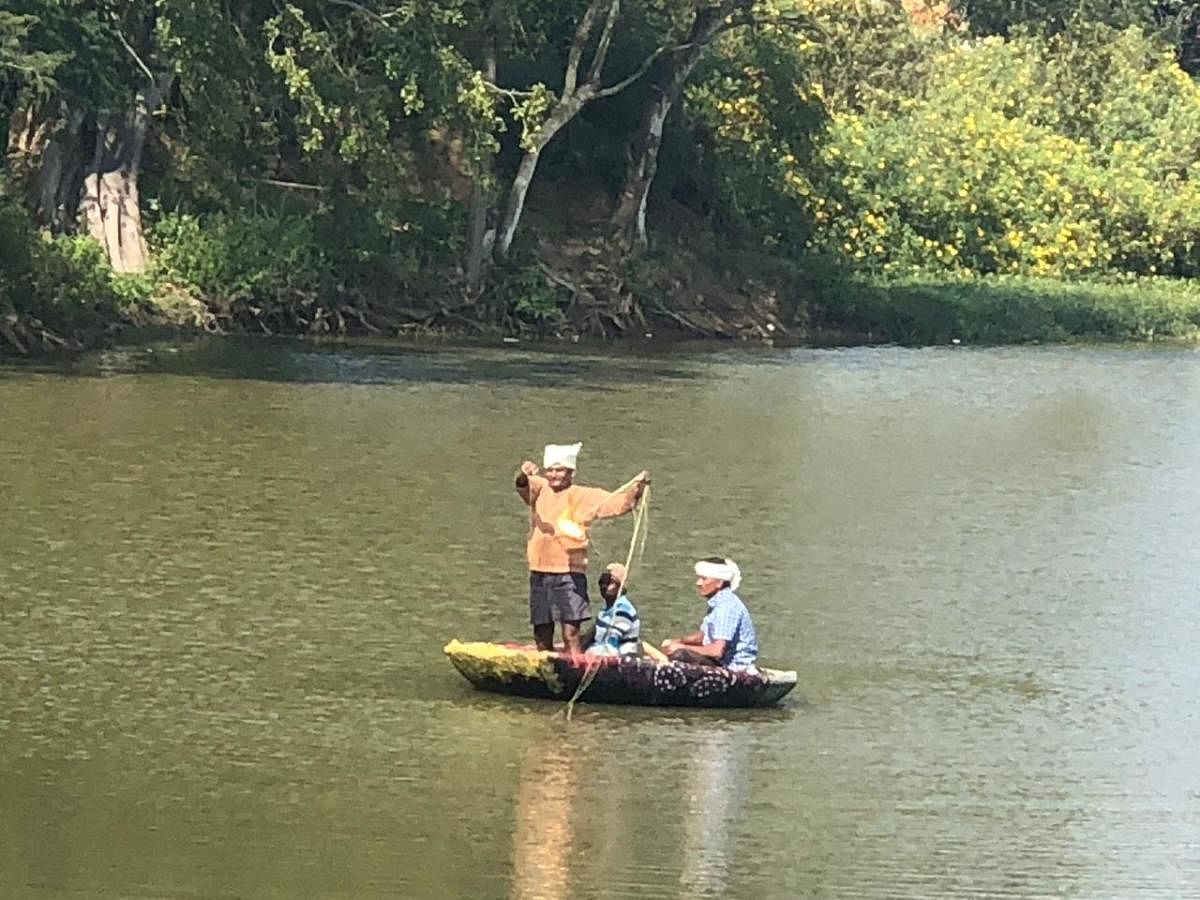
(444, 639), (797, 708)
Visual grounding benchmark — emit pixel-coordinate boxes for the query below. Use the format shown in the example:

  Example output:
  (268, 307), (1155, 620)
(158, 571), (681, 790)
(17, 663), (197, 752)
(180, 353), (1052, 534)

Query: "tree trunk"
(465, 176), (495, 295)
(8, 103), (86, 234)
(465, 10), (501, 297)
(609, 79), (679, 253)
(610, 3), (744, 253)
(33, 109), (87, 233)
(493, 142), (546, 263)
(79, 83), (162, 274)
(494, 99), (584, 262)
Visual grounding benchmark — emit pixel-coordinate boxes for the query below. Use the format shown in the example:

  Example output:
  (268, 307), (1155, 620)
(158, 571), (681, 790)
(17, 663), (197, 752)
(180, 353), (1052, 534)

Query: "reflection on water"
(510, 732), (578, 900)
(3, 338), (1200, 899)
(678, 724), (752, 898)
(507, 716), (761, 900)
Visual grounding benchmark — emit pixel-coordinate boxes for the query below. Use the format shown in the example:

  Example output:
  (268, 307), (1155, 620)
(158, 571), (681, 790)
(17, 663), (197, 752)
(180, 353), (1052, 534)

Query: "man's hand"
(516, 460), (540, 492)
(661, 639), (680, 654)
(633, 470), (650, 499)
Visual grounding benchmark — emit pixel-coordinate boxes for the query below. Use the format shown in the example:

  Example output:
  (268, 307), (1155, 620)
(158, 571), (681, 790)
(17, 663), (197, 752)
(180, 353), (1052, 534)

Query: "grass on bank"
(818, 272), (1200, 345)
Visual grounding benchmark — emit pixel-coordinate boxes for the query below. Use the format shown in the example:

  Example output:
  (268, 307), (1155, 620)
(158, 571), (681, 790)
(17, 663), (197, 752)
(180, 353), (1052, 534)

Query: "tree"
(4, 2), (171, 272)
(950, 0), (1200, 70)
(608, 0), (820, 253)
(465, 0), (506, 294)
(489, 0), (665, 261)
(261, 1), (502, 297)
(609, 0), (751, 251)
(1, 10), (65, 142)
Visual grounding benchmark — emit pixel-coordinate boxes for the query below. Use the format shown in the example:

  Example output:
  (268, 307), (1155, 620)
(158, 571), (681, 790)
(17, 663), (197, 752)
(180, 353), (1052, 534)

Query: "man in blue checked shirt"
(660, 557), (759, 672)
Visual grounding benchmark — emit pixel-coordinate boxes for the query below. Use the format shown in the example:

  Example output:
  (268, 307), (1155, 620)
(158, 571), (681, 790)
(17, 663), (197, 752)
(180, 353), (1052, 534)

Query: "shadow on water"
(0, 334), (727, 388)
(454, 689), (802, 726)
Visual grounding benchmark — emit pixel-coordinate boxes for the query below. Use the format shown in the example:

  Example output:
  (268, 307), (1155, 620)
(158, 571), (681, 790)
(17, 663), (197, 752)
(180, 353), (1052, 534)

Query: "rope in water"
(564, 483), (651, 721)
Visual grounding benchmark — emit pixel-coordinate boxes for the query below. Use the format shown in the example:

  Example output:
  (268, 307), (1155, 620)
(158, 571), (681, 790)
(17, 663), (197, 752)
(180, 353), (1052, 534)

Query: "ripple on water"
(3, 341), (1200, 899)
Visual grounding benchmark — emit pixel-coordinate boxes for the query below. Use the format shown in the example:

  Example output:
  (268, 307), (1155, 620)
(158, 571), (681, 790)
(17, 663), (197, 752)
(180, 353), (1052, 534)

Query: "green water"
(2, 338), (1198, 898)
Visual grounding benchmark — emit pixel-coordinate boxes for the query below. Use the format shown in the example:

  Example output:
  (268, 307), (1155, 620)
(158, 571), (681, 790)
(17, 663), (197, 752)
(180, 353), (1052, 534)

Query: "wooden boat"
(444, 639), (797, 708)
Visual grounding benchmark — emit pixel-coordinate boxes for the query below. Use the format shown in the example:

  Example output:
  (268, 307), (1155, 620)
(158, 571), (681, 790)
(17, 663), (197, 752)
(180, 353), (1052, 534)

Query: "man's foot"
(533, 623), (555, 651)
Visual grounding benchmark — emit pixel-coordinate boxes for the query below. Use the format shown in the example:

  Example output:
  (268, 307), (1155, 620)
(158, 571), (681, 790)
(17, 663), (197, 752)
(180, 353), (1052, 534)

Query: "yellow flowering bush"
(686, 27), (825, 247)
(802, 26), (1200, 279)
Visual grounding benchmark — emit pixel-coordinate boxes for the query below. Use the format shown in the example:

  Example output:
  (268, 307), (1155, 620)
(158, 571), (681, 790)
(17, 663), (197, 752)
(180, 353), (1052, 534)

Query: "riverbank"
(5, 197), (1200, 356)
(818, 273), (1200, 345)
(6, 269), (1200, 359)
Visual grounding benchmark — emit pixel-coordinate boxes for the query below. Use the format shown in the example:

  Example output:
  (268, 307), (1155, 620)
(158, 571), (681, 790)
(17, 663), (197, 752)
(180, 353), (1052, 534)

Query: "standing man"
(661, 557), (758, 672)
(516, 443), (648, 654)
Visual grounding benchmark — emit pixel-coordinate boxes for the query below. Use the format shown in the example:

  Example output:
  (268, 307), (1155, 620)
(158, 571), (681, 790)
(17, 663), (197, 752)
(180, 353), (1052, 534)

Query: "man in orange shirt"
(515, 442), (648, 654)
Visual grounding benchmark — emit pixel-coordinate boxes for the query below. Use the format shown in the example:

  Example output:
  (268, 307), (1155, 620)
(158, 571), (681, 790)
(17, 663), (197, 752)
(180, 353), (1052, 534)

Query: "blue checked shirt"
(701, 588), (758, 670)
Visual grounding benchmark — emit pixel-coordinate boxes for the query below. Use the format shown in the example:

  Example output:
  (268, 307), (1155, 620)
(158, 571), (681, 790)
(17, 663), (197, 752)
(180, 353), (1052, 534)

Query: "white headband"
(694, 558), (741, 591)
(543, 442), (582, 470)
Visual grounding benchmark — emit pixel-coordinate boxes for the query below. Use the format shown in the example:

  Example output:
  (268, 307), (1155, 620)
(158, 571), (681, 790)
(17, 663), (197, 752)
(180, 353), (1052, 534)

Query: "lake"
(2, 338), (1198, 898)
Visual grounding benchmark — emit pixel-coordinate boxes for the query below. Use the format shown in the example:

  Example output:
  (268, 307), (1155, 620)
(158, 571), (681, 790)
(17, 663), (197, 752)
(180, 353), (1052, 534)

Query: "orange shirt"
(518, 475), (640, 573)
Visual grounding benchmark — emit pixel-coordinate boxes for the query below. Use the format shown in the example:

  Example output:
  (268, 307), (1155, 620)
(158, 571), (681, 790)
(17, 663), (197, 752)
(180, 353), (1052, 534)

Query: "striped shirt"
(587, 595), (641, 657)
(701, 588), (758, 670)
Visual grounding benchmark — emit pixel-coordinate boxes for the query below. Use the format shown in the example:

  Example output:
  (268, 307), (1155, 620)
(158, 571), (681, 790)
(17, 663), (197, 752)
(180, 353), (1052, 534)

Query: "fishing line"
(564, 484), (651, 721)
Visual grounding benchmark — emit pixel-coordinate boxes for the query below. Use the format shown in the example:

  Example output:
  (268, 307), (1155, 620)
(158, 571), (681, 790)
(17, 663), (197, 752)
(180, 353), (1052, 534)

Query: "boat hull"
(444, 640), (797, 708)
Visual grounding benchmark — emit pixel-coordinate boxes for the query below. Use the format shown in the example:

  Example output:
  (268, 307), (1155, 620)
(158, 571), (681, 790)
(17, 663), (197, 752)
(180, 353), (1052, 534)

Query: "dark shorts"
(529, 572), (591, 626)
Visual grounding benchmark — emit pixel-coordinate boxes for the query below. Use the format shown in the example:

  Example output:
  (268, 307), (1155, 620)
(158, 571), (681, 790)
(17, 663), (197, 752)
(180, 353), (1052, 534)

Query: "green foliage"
(261, 1), (500, 177)
(147, 202), (467, 327)
(150, 211), (330, 313)
(494, 259), (565, 325)
(0, 11), (68, 95)
(802, 25), (1200, 280)
(0, 199), (145, 340)
(151, 1), (284, 201)
(823, 273), (1200, 343)
(7, 0), (1200, 350)
(802, 0), (952, 115)
(2, 1), (147, 109)
(512, 84), (557, 151)
(952, 0), (1199, 39)
(686, 24), (826, 247)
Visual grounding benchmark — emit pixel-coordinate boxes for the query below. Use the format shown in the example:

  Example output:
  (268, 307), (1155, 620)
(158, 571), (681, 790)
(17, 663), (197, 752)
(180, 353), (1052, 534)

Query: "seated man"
(660, 557), (758, 672)
(586, 563), (641, 657)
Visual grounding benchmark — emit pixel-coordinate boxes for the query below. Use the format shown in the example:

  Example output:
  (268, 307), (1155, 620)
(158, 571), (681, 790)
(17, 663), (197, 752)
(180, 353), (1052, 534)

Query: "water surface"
(2, 338), (1198, 898)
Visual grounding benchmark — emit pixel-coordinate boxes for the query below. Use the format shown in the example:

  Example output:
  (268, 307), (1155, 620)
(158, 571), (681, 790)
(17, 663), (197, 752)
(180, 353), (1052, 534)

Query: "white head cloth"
(543, 442), (582, 470)
(694, 558), (742, 592)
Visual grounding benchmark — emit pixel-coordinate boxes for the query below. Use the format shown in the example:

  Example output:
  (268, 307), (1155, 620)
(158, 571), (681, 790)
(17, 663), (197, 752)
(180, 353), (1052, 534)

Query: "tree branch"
(326, 0), (387, 24)
(260, 177), (327, 192)
(586, 0), (621, 85)
(115, 28), (155, 84)
(564, 0), (605, 96)
(592, 45), (664, 99)
(483, 81), (539, 101)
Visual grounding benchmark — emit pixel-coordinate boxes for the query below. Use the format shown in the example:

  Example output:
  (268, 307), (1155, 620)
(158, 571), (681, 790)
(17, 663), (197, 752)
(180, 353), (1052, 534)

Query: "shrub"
(822, 273), (1200, 344)
(151, 212), (330, 310)
(802, 26), (1200, 280)
(0, 199), (146, 345)
(493, 257), (565, 326)
(148, 211), (347, 332)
